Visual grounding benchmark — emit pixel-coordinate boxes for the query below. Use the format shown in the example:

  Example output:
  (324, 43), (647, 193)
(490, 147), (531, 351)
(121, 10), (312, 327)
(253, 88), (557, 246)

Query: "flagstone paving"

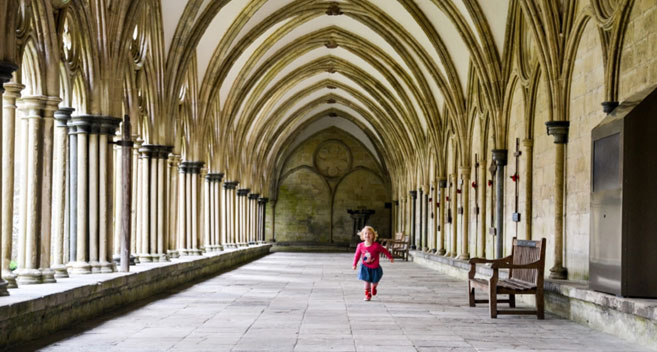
(32, 252), (649, 351)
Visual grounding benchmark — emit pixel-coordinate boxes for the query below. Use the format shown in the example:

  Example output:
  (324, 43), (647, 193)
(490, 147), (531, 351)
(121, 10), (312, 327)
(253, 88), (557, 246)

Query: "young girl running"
(352, 226), (394, 301)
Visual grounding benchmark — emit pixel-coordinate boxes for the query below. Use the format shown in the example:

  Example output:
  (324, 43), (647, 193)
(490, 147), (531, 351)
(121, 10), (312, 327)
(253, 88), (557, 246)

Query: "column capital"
(97, 116), (122, 135)
(491, 149), (508, 166)
(3, 82), (24, 97)
(205, 173), (223, 182)
(257, 197), (269, 204)
(545, 120), (570, 144)
(438, 178), (447, 188)
(223, 181), (238, 189)
(409, 190), (417, 199)
(180, 161), (204, 174)
(601, 101), (619, 114)
(248, 193), (260, 200)
(0, 61), (18, 90)
(54, 107), (75, 127)
(237, 188), (250, 197)
(521, 138), (533, 148)
(459, 167), (471, 176)
(68, 114), (93, 134)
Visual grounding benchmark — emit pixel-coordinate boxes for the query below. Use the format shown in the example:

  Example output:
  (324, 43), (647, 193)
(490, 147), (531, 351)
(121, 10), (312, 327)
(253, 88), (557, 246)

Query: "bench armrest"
(468, 255), (512, 279)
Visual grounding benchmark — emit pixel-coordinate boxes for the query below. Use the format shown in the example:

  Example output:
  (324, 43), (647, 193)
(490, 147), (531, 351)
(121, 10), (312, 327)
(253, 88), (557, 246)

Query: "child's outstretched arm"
(352, 244), (362, 269)
(379, 243), (394, 263)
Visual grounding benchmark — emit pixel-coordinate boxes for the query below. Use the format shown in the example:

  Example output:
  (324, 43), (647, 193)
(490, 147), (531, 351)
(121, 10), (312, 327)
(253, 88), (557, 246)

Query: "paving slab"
(28, 252), (650, 352)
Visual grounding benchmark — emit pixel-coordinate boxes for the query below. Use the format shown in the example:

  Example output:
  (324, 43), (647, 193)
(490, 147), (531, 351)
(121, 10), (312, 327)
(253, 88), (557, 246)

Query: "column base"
(216, 245), (224, 251)
(1, 270), (18, 288)
(188, 249), (202, 256)
(438, 248), (446, 255)
(167, 250), (180, 258)
(138, 254), (153, 262)
(68, 261), (92, 275)
(155, 254), (169, 262)
(457, 253), (470, 260)
(40, 268), (57, 283)
(16, 268), (43, 284)
(99, 261), (115, 273)
(0, 279), (8, 296)
(52, 264), (69, 278)
(549, 265), (568, 280)
(90, 261), (102, 273)
(429, 248), (437, 254)
(444, 251), (452, 257)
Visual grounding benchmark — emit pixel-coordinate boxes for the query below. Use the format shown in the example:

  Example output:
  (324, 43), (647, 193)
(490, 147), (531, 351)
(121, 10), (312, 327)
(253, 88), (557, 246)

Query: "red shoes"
(364, 289), (372, 301)
(372, 286), (377, 296)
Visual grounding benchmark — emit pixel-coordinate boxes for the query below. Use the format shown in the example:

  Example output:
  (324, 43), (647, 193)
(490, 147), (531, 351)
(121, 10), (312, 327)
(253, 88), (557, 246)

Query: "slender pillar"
(458, 168), (471, 260)
(449, 175), (458, 257)
(51, 108), (74, 278)
(178, 163), (187, 254)
(259, 197), (268, 242)
(222, 181), (229, 247)
(119, 116), (134, 272)
(418, 188), (423, 250)
(167, 154), (180, 258)
(1, 82), (24, 289)
(99, 118), (120, 272)
(492, 149), (508, 259)
(204, 174), (212, 251)
(237, 189), (249, 246)
(249, 193), (259, 244)
(546, 121), (569, 279)
(224, 181), (238, 247)
(522, 139), (534, 241)
(112, 133), (122, 263)
(16, 96), (48, 284)
(215, 173), (224, 250)
(131, 137), (142, 261)
(185, 162), (203, 255)
(423, 190), (429, 251)
(409, 190), (417, 250)
(437, 179), (447, 255)
(138, 147), (151, 262)
(478, 160), (487, 257)
(429, 186), (437, 252)
(88, 130), (100, 272)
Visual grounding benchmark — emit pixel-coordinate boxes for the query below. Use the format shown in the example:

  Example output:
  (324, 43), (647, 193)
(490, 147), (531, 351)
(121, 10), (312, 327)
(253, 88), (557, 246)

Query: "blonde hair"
(358, 226), (379, 241)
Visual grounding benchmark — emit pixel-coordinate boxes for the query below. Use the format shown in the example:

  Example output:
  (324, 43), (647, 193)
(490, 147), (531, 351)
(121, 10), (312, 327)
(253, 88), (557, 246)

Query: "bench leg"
(536, 292), (544, 320)
(509, 294), (516, 308)
(488, 286), (497, 318)
(468, 285), (475, 307)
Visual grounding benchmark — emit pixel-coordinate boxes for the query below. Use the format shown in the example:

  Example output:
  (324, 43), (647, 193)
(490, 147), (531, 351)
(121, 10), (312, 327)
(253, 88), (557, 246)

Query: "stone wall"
(273, 127), (391, 245)
(0, 245), (271, 349)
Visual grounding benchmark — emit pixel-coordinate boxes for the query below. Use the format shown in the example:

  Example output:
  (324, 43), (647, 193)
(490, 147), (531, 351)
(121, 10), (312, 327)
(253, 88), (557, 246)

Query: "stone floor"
(27, 252), (649, 352)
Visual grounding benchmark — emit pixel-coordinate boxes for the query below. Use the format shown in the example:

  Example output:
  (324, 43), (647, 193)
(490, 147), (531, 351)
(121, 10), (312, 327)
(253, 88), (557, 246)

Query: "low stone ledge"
(410, 250), (657, 351)
(0, 245), (271, 349)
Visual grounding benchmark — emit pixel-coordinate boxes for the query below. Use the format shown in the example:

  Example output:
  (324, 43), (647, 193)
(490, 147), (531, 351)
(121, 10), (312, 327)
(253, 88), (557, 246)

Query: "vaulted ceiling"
(156, 0), (512, 193)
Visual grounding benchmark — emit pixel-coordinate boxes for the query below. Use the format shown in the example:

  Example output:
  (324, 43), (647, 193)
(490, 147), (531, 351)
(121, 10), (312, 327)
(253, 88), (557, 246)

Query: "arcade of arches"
(1, 0), (657, 349)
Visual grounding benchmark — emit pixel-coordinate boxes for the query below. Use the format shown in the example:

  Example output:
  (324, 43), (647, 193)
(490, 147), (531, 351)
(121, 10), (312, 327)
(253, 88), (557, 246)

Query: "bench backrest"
(510, 238), (546, 285)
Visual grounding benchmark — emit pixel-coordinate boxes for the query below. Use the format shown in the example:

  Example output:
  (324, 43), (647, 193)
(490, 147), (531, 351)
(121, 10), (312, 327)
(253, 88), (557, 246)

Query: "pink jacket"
(353, 242), (393, 269)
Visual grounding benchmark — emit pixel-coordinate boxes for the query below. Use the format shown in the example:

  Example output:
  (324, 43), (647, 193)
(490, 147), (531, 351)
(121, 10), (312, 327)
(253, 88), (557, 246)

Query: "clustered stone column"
(222, 181), (238, 248)
(204, 173), (224, 252)
(409, 190), (417, 250)
(546, 121), (569, 279)
(51, 107), (74, 278)
(257, 197), (268, 243)
(15, 95), (60, 284)
(178, 161), (204, 255)
(437, 178), (447, 255)
(491, 149), (508, 259)
(167, 155), (181, 258)
(477, 160), (487, 257)
(130, 137), (142, 260)
(136, 145), (173, 262)
(522, 139), (534, 241)
(248, 193), (259, 244)
(67, 115), (121, 274)
(1, 81), (23, 290)
(458, 167), (471, 260)
(448, 174), (458, 257)
(236, 188), (249, 246)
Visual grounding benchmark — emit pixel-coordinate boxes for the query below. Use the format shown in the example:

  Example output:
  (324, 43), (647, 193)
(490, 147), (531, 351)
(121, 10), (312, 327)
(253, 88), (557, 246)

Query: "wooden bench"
(381, 232), (409, 261)
(467, 238), (546, 319)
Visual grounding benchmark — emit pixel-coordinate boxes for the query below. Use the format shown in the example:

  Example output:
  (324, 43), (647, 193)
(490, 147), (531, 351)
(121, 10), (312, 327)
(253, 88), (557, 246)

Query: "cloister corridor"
(16, 252), (648, 352)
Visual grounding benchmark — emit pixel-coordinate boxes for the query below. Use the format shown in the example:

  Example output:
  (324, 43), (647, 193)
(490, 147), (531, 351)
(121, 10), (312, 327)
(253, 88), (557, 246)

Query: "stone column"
(157, 147), (172, 261)
(478, 160), (487, 257)
(222, 181), (230, 247)
(167, 154), (180, 258)
(418, 188), (423, 250)
(429, 185), (437, 252)
(99, 117), (120, 272)
(131, 137), (142, 260)
(409, 190), (417, 250)
(449, 175), (458, 257)
(112, 134), (121, 263)
(51, 107), (73, 278)
(16, 96), (48, 284)
(88, 124), (100, 272)
(522, 139), (533, 241)
(215, 173), (224, 250)
(204, 174), (212, 252)
(237, 188), (249, 246)
(423, 190), (429, 251)
(178, 162), (187, 255)
(437, 179), (447, 255)
(546, 121), (569, 279)
(458, 168), (471, 260)
(138, 146), (151, 262)
(259, 197), (268, 243)
(224, 181), (238, 247)
(186, 162), (203, 255)
(492, 149), (508, 259)
(249, 193), (259, 244)
(1, 81), (23, 289)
